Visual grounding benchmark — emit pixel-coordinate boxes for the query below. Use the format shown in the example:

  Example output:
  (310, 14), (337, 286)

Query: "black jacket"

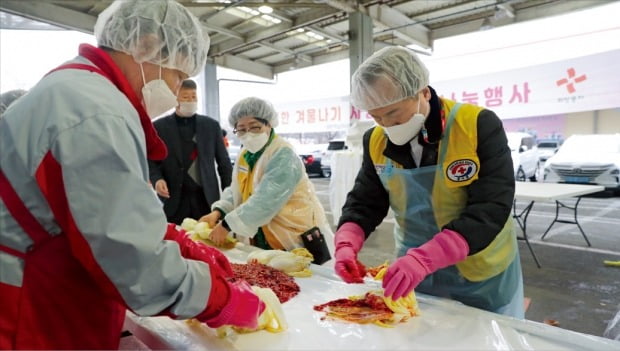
(149, 113), (232, 217)
(338, 87), (515, 255)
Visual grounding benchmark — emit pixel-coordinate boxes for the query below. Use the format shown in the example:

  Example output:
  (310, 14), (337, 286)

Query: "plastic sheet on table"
(124, 255), (620, 351)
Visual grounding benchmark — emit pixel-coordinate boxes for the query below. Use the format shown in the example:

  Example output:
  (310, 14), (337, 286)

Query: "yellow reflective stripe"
(369, 127), (387, 165)
(436, 99), (514, 281)
(440, 100), (482, 188)
(455, 219), (517, 281)
(236, 151), (253, 202)
(369, 126), (405, 168)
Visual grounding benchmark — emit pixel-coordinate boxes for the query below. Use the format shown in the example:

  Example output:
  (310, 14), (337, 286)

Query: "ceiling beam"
(185, 2), (330, 9)
(308, 25), (348, 44)
(200, 9), (312, 62)
(431, 0), (614, 40)
(209, 8), (341, 57)
(513, 0), (614, 23)
(367, 4), (430, 49)
(321, 1), (430, 49)
(293, 7), (344, 27)
(213, 54), (274, 80)
(322, 0), (361, 13)
(258, 41), (312, 62)
(272, 41), (393, 74)
(210, 22), (290, 55)
(0, 0), (96, 34)
(206, 4), (294, 45)
(201, 22), (245, 40)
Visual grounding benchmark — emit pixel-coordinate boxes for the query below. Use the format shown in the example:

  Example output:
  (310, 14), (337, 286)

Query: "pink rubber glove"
(383, 229), (469, 300)
(164, 223), (233, 277)
(334, 222), (367, 283)
(202, 281), (266, 329)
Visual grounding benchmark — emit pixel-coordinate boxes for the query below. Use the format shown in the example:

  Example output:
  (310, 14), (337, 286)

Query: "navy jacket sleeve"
(213, 124), (232, 189)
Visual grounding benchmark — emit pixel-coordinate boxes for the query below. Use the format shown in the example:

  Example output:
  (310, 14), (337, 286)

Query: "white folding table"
(513, 182), (604, 267)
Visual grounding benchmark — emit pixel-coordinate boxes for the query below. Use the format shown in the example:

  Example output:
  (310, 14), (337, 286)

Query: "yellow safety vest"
(369, 99), (516, 281)
(236, 136), (326, 250)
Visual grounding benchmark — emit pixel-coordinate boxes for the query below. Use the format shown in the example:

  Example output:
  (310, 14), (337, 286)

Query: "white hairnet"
(94, 0), (210, 77)
(350, 46), (429, 111)
(228, 97), (279, 128)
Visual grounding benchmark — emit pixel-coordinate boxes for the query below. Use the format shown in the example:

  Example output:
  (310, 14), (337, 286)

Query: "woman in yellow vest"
(335, 46), (524, 318)
(200, 97), (334, 263)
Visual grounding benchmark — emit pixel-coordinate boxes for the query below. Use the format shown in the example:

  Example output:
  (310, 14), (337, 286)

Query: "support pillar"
(348, 11), (374, 123)
(348, 11), (374, 89)
(202, 62), (219, 121)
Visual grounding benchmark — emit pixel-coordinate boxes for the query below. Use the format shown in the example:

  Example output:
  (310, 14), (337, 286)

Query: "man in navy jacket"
(149, 79), (232, 224)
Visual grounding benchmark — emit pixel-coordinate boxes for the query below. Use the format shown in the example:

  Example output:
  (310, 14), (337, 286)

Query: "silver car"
(543, 134), (620, 193)
(537, 139), (563, 162)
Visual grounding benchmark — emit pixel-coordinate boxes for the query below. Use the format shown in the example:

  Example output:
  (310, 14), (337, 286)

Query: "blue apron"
(378, 105), (524, 318)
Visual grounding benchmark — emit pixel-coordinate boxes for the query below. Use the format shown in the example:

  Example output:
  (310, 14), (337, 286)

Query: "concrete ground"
(310, 177), (620, 339)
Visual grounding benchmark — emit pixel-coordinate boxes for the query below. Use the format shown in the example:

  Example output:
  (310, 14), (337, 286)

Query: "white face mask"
(384, 96), (426, 146)
(140, 64), (178, 119)
(239, 131), (269, 153)
(177, 102), (198, 117)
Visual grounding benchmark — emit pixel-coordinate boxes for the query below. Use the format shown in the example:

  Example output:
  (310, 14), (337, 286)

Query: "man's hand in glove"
(334, 222), (367, 283)
(164, 223), (233, 277)
(383, 229), (469, 300)
(201, 281), (266, 330)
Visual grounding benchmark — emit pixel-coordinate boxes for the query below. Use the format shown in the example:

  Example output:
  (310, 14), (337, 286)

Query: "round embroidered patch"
(446, 159), (478, 182)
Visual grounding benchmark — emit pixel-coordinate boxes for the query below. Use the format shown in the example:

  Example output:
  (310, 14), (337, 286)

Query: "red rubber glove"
(334, 222), (367, 283)
(382, 229), (469, 300)
(164, 223), (233, 277)
(201, 280), (266, 329)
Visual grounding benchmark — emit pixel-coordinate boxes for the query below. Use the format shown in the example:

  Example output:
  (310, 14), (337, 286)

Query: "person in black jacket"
(149, 79), (232, 224)
(334, 46), (524, 318)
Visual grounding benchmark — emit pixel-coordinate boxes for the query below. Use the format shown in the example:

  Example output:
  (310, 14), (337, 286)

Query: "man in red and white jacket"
(0, 1), (264, 349)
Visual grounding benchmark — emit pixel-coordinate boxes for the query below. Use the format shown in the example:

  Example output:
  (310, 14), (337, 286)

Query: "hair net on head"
(94, 0), (210, 77)
(228, 97), (279, 128)
(350, 46), (429, 111)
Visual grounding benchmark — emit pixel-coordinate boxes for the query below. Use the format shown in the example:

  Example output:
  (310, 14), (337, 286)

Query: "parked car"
(537, 139), (563, 162)
(543, 134), (620, 192)
(297, 144), (329, 178)
(506, 132), (539, 181)
(319, 139), (348, 178)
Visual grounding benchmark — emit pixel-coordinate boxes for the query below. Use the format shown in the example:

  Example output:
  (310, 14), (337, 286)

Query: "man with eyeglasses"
(200, 97), (334, 264)
(333, 46), (523, 318)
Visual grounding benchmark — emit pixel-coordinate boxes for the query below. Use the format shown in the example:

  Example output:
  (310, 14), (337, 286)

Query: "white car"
(320, 139), (348, 178)
(537, 139), (563, 162)
(543, 134), (620, 193)
(506, 132), (539, 181)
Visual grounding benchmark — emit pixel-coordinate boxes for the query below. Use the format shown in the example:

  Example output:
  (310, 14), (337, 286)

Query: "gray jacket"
(0, 55), (214, 318)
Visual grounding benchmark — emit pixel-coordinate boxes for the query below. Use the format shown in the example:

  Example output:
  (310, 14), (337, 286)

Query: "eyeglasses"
(233, 125), (263, 136)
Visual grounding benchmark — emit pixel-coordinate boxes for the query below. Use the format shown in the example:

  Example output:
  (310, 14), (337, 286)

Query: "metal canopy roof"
(0, 0), (611, 79)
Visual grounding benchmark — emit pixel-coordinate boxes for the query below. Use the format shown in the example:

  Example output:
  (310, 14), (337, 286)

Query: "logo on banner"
(446, 159), (477, 182)
(556, 68), (587, 94)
